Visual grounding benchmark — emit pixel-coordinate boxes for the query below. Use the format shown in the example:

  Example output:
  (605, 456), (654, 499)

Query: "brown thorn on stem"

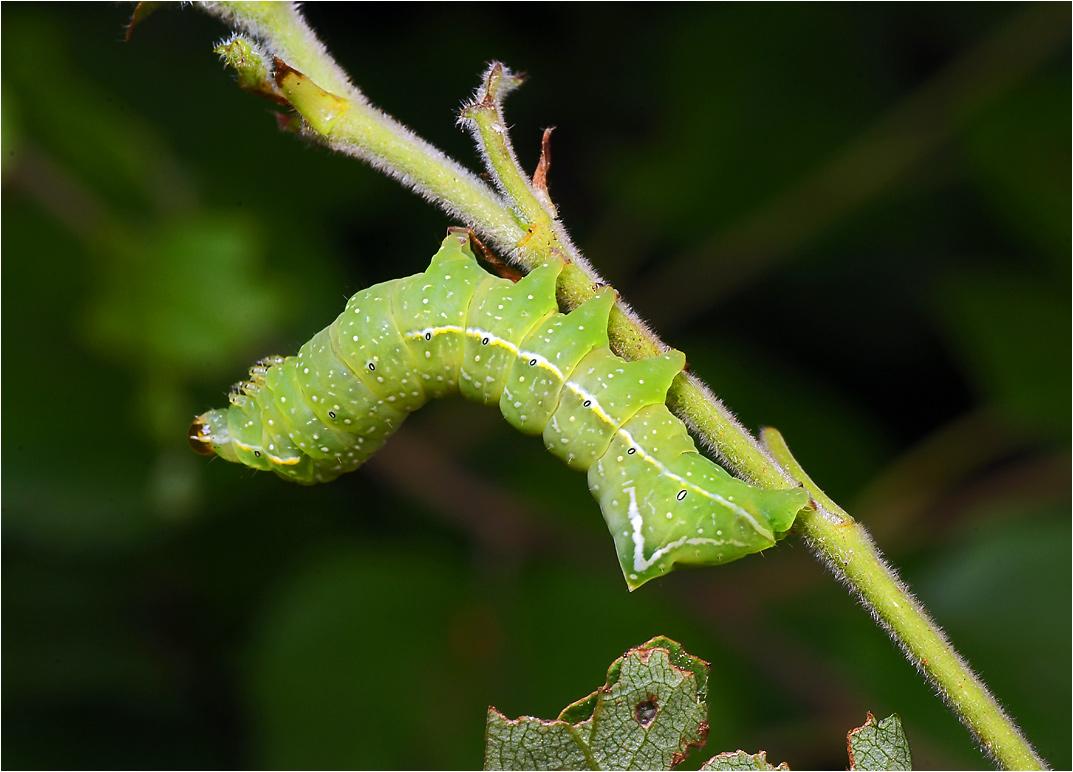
(533, 127), (558, 217)
(448, 226), (524, 282)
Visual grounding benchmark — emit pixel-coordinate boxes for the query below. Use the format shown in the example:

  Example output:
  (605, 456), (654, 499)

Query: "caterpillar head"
(188, 409), (238, 462)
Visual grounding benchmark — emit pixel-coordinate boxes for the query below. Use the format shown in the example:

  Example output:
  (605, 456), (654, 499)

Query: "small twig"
(447, 226), (525, 282)
(206, 1), (526, 255)
(531, 127), (557, 218)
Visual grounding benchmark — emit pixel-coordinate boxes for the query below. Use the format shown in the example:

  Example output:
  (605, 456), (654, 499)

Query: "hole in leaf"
(634, 696), (658, 727)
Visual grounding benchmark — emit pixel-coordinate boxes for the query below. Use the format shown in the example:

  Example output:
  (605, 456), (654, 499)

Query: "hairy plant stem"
(762, 428), (1044, 770)
(457, 62), (783, 494)
(204, 1), (525, 247)
(189, 3), (1044, 768)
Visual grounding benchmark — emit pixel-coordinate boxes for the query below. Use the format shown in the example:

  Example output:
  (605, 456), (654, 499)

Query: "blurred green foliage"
(2, 3), (1069, 769)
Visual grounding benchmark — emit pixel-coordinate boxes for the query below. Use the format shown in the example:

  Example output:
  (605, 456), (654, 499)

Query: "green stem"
(456, 62), (607, 309)
(457, 58), (781, 492)
(191, 3), (1046, 767)
(763, 427), (1045, 771)
(458, 63), (549, 229)
(205, 1), (525, 250)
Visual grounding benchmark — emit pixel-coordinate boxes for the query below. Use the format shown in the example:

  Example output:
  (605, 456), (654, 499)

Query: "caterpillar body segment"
(190, 232), (809, 588)
(458, 260), (563, 407)
(500, 287), (615, 436)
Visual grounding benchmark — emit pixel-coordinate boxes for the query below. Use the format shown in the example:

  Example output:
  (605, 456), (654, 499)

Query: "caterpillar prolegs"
(189, 232), (809, 589)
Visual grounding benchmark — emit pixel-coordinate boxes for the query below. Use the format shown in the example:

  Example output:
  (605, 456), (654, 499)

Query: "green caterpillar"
(189, 232), (809, 589)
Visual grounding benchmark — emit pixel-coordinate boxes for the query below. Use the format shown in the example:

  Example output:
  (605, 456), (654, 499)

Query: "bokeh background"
(3, 3), (1069, 769)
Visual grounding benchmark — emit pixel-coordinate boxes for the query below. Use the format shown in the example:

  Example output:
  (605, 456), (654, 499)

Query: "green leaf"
(847, 713), (912, 771)
(701, 750), (789, 770)
(484, 637), (709, 770)
(83, 214), (284, 372)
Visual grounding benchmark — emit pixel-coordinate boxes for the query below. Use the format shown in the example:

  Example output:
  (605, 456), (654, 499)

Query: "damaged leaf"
(485, 637), (709, 770)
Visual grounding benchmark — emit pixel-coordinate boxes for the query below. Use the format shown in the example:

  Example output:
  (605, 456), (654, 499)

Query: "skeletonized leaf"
(847, 713), (912, 771)
(485, 637), (709, 770)
(701, 750), (790, 770)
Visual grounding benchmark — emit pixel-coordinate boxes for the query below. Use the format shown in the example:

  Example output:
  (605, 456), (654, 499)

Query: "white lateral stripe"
(402, 327), (759, 532)
(405, 325), (466, 338)
(234, 440), (302, 466)
(617, 428), (770, 540)
(625, 486), (650, 571)
(625, 486), (749, 572)
(403, 324), (761, 538)
(563, 381), (616, 428)
(405, 325), (562, 376)
(403, 325), (618, 428)
(268, 454), (302, 466)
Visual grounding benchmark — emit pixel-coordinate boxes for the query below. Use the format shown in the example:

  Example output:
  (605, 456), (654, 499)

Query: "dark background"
(2, 3), (1069, 769)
